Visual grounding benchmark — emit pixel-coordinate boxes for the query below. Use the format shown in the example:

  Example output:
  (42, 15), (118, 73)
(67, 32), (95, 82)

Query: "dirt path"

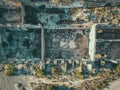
(104, 79), (120, 90)
(0, 72), (31, 90)
(0, 73), (13, 90)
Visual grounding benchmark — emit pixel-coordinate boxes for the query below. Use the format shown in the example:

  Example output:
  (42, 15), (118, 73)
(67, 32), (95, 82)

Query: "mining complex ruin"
(0, 0), (120, 73)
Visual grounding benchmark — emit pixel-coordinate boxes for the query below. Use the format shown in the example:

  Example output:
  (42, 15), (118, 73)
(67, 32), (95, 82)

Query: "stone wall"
(0, 0), (120, 63)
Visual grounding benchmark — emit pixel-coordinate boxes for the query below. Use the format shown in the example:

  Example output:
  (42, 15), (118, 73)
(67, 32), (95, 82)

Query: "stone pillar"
(61, 61), (67, 72)
(72, 61), (74, 70)
(46, 60), (50, 64)
(54, 60), (57, 64)
(21, 3), (25, 24)
(61, 60), (64, 64)
(41, 27), (45, 68)
(0, 31), (2, 63)
(39, 61), (43, 70)
(0, 32), (1, 44)
(79, 62), (82, 72)
(64, 62), (67, 72)
(68, 59), (72, 64)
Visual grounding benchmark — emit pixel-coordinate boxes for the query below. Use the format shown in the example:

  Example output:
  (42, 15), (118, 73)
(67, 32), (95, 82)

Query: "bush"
(5, 69), (13, 76)
(36, 68), (44, 77)
(61, 71), (66, 76)
(71, 70), (84, 79)
(51, 66), (61, 78)
(75, 70), (84, 79)
(47, 85), (54, 90)
(115, 63), (120, 72)
(6, 64), (14, 69)
(4, 64), (15, 76)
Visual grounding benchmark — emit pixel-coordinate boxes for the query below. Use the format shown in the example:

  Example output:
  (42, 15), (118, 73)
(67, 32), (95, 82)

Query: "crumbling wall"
(23, 3), (89, 60)
(0, 0), (120, 63)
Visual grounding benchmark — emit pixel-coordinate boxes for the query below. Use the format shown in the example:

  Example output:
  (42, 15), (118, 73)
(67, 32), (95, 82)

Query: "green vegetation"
(4, 64), (15, 76)
(36, 68), (44, 77)
(71, 70), (84, 79)
(61, 71), (66, 76)
(5, 69), (13, 76)
(75, 71), (84, 79)
(115, 63), (120, 72)
(51, 66), (61, 78)
(6, 64), (15, 69)
(47, 85), (54, 90)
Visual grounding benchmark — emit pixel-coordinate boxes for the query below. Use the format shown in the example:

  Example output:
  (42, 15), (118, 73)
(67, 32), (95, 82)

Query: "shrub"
(51, 66), (61, 78)
(75, 70), (84, 79)
(47, 85), (54, 90)
(115, 63), (120, 72)
(4, 64), (15, 76)
(36, 68), (44, 77)
(6, 64), (14, 69)
(61, 71), (66, 76)
(5, 69), (13, 76)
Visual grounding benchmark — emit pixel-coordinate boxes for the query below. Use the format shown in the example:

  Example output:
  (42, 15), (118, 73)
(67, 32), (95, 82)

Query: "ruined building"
(0, 0), (120, 72)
